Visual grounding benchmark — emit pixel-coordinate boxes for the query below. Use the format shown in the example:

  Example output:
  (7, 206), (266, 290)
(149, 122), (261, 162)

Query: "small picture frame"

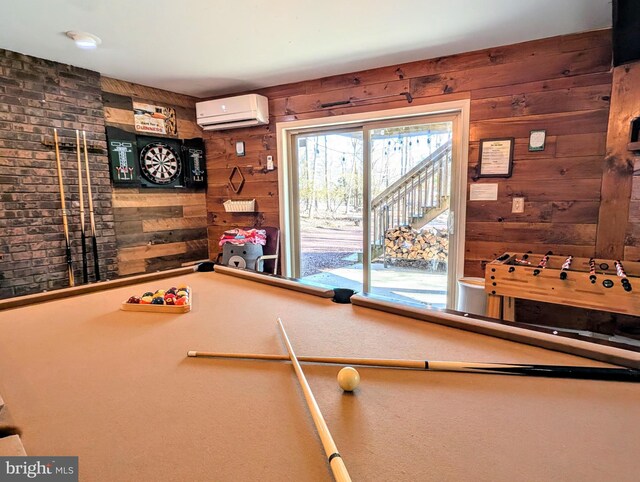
(528, 130), (546, 152)
(477, 138), (514, 178)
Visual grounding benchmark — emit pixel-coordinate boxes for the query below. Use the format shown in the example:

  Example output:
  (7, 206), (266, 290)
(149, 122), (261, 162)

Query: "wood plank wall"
(204, 30), (613, 272)
(101, 78), (208, 275)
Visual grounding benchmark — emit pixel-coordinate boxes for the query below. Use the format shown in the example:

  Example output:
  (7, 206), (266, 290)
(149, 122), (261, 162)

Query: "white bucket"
(456, 277), (487, 316)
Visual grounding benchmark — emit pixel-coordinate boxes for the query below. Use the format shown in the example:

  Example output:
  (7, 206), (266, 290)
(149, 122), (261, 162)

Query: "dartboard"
(139, 142), (182, 185)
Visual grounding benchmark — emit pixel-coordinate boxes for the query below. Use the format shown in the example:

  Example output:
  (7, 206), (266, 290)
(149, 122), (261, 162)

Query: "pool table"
(0, 266), (639, 481)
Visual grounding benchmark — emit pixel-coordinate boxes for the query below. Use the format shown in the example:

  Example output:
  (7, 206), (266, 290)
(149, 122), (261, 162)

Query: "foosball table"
(484, 252), (640, 320)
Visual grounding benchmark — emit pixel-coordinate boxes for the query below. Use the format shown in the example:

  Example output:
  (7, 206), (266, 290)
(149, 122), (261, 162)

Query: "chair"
(255, 226), (280, 275)
(215, 227), (280, 275)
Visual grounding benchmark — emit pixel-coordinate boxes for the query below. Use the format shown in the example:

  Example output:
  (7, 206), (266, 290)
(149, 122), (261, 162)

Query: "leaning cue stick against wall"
(276, 318), (352, 482)
(76, 130), (88, 284)
(53, 128), (75, 287)
(82, 130), (100, 281)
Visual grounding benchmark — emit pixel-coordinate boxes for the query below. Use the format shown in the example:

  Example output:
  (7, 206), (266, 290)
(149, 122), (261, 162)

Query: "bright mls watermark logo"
(0, 457), (77, 481)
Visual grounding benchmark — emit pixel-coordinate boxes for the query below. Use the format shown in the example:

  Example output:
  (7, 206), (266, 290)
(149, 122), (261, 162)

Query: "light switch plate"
(512, 197), (525, 213)
(266, 155), (274, 170)
(235, 141), (245, 157)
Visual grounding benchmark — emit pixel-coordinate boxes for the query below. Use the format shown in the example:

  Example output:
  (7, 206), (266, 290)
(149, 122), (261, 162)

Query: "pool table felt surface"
(0, 270), (638, 481)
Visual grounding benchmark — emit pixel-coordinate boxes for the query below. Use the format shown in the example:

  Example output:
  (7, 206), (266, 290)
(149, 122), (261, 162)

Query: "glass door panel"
(294, 130), (364, 291)
(368, 120), (453, 309)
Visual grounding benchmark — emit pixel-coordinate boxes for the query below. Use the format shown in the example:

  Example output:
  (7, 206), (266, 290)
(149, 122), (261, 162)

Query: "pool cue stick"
(559, 255), (573, 280)
(533, 251), (552, 276)
(276, 319), (352, 482)
(53, 129), (75, 287)
(82, 130), (100, 281)
(76, 130), (88, 284)
(187, 350), (640, 383)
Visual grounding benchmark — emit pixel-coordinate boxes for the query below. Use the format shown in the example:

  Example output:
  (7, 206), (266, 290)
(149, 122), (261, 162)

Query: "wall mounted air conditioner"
(195, 94), (269, 131)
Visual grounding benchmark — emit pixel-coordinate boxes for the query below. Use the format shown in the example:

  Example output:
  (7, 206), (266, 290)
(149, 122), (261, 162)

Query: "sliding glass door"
(290, 113), (461, 309)
(293, 128), (364, 291)
(367, 118), (453, 308)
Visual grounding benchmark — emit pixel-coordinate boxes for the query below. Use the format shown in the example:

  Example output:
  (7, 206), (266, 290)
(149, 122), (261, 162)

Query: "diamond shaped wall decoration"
(228, 166), (245, 194)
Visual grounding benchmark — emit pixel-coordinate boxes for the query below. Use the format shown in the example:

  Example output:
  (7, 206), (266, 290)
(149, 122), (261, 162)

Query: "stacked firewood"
(384, 225), (448, 262)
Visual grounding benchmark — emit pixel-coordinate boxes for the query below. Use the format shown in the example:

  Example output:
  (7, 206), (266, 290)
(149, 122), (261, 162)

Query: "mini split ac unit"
(195, 94), (269, 131)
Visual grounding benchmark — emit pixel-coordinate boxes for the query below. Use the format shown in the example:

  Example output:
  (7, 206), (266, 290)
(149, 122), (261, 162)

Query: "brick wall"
(0, 49), (117, 297)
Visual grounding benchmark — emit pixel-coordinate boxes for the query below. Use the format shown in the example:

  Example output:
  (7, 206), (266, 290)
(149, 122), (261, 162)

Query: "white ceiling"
(1, 0), (611, 98)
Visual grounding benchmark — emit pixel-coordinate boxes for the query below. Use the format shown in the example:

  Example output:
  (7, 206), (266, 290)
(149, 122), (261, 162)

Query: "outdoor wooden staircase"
(372, 140), (452, 249)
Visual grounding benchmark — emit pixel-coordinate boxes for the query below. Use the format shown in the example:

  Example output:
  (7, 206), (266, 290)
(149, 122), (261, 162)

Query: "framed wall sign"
(133, 101), (177, 136)
(478, 138), (515, 178)
(528, 130), (546, 152)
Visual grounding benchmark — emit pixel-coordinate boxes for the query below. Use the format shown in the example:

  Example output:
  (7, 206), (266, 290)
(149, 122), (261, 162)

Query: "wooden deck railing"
(371, 140), (452, 248)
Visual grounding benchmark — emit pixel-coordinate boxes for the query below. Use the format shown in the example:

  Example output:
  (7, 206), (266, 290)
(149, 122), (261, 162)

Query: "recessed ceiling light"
(65, 31), (101, 50)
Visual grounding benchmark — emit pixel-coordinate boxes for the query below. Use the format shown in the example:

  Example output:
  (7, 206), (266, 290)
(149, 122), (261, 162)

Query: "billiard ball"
(337, 367), (360, 391)
(140, 296), (153, 304)
(126, 296), (140, 304)
(151, 297), (165, 305)
(176, 290), (188, 298)
(175, 297), (188, 306)
(142, 292), (153, 298)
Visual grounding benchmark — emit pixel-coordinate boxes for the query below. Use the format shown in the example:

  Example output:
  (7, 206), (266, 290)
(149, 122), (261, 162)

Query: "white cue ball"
(337, 367), (360, 392)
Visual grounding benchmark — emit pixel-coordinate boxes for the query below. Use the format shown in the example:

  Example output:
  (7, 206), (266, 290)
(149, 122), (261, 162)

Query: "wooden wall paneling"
(470, 71), (612, 100)
(470, 84), (611, 121)
(142, 217), (208, 232)
(466, 202), (553, 223)
(112, 191), (206, 208)
(115, 227), (208, 249)
(183, 205), (208, 217)
(101, 77), (197, 109)
(204, 29), (614, 308)
(102, 77), (208, 275)
(470, 109), (609, 141)
(550, 201), (601, 224)
(313, 30), (611, 94)
(465, 240), (596, 262)
(272, 92), (471, 124)
(597, 63), (640, 259)
(410, 47), (611, 98)
(465, 222), (597, 245)
(468, 156), (606, 180)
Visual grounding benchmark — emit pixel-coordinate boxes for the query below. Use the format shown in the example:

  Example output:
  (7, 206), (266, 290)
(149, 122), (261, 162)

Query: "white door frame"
(276, 99), (470, 309)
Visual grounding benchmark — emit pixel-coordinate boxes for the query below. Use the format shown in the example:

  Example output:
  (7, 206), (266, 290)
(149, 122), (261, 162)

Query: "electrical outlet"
(266, 155), (274, 171)
(512, 197), (525, 214)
